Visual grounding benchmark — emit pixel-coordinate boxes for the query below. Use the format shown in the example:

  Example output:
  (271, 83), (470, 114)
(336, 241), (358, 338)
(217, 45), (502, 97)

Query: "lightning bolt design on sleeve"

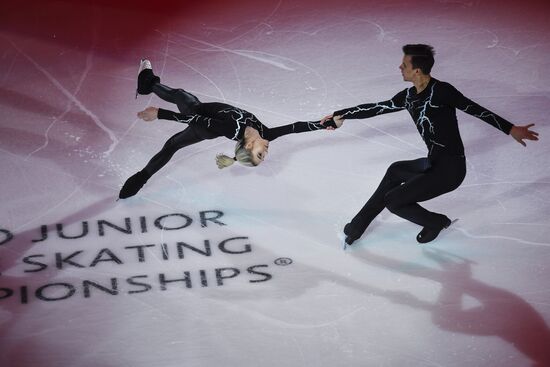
(340, 100), (404, 119)
(329, 78), (513, 157)
(305, 121), (326, 131)
(445, 82), (513, 135)
(462, 105), (504, 132)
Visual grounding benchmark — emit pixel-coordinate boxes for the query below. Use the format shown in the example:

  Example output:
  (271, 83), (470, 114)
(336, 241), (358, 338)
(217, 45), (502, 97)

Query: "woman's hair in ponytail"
(216, 139), (255, 169)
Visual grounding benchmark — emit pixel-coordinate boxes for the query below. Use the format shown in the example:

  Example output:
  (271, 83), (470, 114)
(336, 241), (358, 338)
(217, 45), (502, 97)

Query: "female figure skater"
(119, 59), (340, 199)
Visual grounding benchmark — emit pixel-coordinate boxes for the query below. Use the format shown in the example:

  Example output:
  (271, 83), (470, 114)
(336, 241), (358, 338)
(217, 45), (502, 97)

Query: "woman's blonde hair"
(216, 140), (255, 169)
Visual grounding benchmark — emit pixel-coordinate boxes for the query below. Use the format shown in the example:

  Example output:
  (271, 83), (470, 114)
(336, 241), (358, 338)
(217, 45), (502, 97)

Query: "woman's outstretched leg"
(119, 126), (203, 199)
(136, 58), (201, 114)
(152, 83), (201, 115)
(136, 59), (160, 97)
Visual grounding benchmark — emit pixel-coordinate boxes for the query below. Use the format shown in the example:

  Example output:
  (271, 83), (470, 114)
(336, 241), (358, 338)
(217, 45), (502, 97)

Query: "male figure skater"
(322, 44), (539, 245)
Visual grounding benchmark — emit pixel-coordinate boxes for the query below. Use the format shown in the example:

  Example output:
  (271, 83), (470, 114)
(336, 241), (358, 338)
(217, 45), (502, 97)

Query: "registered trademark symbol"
(274, 257), (293, 266)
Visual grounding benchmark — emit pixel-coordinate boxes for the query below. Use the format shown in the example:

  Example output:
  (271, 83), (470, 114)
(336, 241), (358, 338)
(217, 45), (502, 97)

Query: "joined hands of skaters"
(320, 114), (344, 130)
(137, 106), (159, 122)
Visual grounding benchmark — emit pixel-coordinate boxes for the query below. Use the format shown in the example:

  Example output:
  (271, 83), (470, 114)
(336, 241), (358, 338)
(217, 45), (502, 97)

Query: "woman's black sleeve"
(264, 120), (330, 141)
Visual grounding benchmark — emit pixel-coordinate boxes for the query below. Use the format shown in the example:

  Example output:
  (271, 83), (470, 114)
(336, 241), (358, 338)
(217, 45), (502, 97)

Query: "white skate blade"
(138, 58), (152, 75)
(136, 58), (152, 98)
(337, 232), (348, 251)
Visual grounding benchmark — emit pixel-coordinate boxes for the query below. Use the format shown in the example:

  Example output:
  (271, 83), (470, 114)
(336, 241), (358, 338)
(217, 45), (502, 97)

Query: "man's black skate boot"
(119, 171), (149, 199)
(136, 59), (160, 98)
(416, 218), (454, 244)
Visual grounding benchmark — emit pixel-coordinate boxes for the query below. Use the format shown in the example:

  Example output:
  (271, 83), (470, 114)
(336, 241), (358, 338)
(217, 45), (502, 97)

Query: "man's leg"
(344, 157), (430, 244)
(384, 155), (466, 242)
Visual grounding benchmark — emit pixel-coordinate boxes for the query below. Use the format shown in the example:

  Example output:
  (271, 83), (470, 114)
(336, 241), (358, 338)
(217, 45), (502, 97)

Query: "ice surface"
(1, 0), (550, 366)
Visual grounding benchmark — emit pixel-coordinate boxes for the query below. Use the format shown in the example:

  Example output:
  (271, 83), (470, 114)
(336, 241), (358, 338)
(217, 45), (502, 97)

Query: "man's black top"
(157, 102), (329, 141)
(333, 78), (514, 157)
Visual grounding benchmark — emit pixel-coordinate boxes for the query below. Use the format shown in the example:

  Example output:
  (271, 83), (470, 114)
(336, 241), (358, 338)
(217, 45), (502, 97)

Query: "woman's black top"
(157, 102), (331, 141)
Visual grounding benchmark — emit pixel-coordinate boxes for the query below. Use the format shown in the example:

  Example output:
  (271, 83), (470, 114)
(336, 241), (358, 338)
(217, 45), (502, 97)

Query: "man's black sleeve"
(440, 83), (514, 134)
(332, 89), (407, 119)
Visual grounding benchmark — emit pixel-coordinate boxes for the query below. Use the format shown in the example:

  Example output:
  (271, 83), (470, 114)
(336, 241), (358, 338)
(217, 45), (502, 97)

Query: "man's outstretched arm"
(443, 82), (539, 146)
(320, 90), (408, 127)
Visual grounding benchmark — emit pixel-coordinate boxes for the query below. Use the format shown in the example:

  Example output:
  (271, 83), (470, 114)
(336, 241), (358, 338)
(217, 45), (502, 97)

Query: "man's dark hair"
(402, 44), (435, 74)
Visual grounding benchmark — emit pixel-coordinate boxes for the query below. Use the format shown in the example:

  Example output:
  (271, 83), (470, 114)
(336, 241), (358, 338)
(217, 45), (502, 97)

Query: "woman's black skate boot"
(136, 59), (160, 98)
(344, 222), (363, 245)
(119, 171), (150, 199)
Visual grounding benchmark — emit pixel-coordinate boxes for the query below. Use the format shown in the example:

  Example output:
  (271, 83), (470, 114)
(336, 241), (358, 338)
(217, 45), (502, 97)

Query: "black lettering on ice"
(219, 237), (251, 254)
(0, 288), (14, 300)
(247, 265), (272, 283)
(140, 216), (148, 233)
(177, 240), (212, 259)
(0, 287), (28, 303)
(83, 278), (118, 297)
(31, 225), (48, 243)
(90, 248), (123, 267)
(124, 244), (155, 262)
(98, 218), (132, 236)
(57, 222), (89, 240)
(35, 283), (76, 301)
(21, 286), (28, 304)
(56, 251), (85, 269)
(154, 214), (192, 230)
(199, 210), (226, 227)
(215, 267), (240, 286)
(23, 255), (48, 273)
(159, 272), (192, 290)
(127, 275), (153, 294)
(0, 228), (14, 245)
(161, 243), (169, 260)
(21, 287), (29, 304)
(199, 270), (208, 287)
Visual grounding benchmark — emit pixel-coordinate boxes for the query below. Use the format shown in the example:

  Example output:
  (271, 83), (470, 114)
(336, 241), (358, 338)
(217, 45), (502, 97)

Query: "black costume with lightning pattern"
(142, 81), (331, 178)
(336, 78), (514, 242)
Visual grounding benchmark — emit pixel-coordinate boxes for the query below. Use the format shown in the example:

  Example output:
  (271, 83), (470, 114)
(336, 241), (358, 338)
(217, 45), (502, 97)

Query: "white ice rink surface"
(1, 0), (550, 366)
